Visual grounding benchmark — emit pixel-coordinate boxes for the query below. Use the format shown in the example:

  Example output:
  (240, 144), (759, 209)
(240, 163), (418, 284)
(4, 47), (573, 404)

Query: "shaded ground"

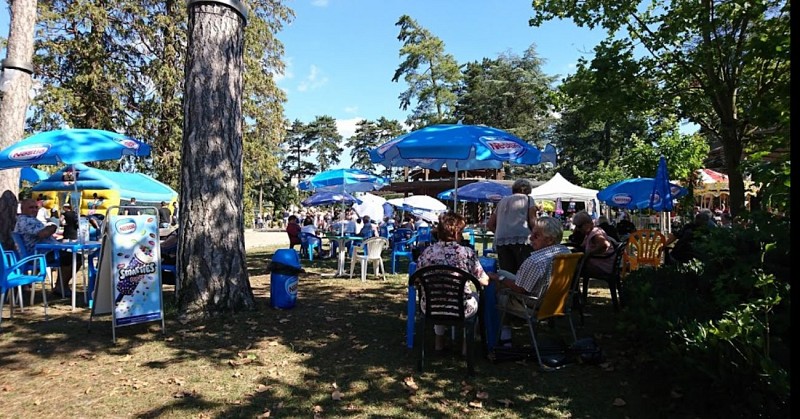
(0, 247), (671, 418)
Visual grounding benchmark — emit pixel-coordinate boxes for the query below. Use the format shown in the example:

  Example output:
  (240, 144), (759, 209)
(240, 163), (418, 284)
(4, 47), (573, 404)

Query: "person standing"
(171, 201), (179, 225)
(125, 197), (141, 216)
(60, 203), (80, 241)
(486, 179), (538, 274)
(158, 201), (172, 228)
(35, 198), (50, 224)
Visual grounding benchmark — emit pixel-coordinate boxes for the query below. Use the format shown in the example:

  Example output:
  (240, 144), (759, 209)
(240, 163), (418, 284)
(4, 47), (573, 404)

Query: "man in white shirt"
(36, 199), (50, 224)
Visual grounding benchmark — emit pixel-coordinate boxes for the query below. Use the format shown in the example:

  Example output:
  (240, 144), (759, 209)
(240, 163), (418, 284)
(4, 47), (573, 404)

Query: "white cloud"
(344, 106), (359, 114)
(297, 65), (328, 92)
(311, 0), (329, 6)
(336, 117), (362, 139)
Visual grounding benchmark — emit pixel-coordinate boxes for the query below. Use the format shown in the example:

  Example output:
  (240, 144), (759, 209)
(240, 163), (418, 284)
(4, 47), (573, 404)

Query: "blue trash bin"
(270, 249), (302, 309)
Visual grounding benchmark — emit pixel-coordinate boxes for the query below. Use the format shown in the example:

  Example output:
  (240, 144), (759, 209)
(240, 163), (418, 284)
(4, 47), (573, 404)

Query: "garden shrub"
(620, 212), (790, 417)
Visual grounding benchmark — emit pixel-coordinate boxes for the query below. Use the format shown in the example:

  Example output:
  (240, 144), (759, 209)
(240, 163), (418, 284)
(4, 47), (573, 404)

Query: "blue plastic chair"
(463, 228), (476, 247)
(299, 232), (322, 261)
(391, 229), (417, 274)
(416, 226), (432, 247)
(12, 232), (63, 298)
(1, 244), (48, 329)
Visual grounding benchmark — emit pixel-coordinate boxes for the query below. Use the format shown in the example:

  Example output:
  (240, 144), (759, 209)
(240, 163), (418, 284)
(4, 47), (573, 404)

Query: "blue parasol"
(369, 124), (554, 208)
(301, 191), (362, 207)
(437, 180), (511, 203)
(597, 178), (688, 210)
(650, 156), (675, 211)
(0, 128), (150, 168)
(19, 167), (49, 186)
(298, 168), (389, 193)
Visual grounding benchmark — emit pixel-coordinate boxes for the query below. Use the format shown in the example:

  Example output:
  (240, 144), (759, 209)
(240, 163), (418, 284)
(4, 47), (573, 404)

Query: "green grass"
(0, 245), (665, 418)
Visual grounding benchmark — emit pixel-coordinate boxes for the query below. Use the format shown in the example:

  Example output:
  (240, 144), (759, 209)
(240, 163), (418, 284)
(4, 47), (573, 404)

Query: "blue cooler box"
(270, 249), (302, 309)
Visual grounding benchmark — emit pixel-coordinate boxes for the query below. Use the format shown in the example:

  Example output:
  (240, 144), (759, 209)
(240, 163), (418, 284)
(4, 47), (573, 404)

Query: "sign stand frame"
(89, 205), (165, 342)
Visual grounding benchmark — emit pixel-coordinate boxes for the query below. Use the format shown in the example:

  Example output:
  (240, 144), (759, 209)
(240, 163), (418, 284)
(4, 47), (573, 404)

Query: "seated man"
(14, 198), (82, 297)
(665, 209), (713, 264)
(495, 216), (570, 345)
(358, 215), (378, 238)
(285, 215), (301, 249)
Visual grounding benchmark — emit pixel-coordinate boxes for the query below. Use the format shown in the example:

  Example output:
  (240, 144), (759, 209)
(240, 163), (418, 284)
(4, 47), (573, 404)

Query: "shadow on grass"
(0, 247), (651, 418)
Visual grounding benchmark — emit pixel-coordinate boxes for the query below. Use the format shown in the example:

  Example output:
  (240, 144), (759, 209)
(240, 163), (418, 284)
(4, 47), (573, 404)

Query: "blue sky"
(2, 1), (605, 168)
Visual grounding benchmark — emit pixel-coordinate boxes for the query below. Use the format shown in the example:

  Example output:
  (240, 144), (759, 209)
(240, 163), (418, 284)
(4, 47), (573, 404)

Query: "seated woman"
(300, 216), (324, 257)
(399, 215), (416, 231)
(416, 212), (495, 352)
(358, 215), (378, 238)
(573, 210), (615, 277)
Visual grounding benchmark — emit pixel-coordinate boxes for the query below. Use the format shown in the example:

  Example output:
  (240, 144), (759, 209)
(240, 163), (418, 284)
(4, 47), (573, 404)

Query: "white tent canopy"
(529, 172), (599, 202)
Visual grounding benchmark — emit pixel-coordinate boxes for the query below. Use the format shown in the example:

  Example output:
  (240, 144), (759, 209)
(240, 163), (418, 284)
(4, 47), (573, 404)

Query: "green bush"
(620, 212), (790, 417)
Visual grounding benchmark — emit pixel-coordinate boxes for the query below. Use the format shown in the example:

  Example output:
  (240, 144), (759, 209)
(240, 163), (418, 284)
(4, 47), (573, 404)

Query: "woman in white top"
(486, 179), (538, 274)
(300, 217), (317, 235)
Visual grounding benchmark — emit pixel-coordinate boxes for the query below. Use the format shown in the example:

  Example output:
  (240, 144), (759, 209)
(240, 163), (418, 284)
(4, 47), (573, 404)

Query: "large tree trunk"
(0, 0), (37, 250)
(178, 1), (254, 319)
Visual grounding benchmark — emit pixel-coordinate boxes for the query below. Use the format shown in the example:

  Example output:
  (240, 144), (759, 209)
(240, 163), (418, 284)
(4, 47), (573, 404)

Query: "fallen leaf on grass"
(279, 318), (290, 324)
(255, 384), (270, 393)
(268, 341), (279, 346)
(332, 390), (343, 401)
(670, 389), (683, 399)
(612, 398), (627, 407)
(232, 371), (242, 378)
(257, 409), (271, 418)
(468, 400), (483, 409)
(313, 405), (323, 413)
(403, 376), (418, 391)
(173, 390), (197, 398)
(475, 391), (489, 400)
(228, 358), (254, 367)
(497, 398), (514, 407)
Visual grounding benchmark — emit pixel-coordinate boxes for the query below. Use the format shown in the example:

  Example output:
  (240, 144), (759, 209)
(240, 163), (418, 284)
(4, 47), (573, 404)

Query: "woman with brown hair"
(416, 212), (497, 352)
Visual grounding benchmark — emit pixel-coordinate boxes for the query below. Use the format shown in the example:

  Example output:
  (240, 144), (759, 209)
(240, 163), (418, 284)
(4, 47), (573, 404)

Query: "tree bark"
(178, 1), (254, 319)
(0, 0), (37, 249)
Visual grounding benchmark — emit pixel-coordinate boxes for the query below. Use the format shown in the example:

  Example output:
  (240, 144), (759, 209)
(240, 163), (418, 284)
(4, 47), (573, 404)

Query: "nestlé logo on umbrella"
(116, 138), (140, 149)
(650, 193), (662, 205)
(483, 138), (525, 158)
(9, 143), (51, 162)
(612, 193), (632, 205)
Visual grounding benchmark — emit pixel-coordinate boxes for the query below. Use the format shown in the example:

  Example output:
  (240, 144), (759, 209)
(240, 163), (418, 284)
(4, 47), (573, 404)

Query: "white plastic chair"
(349, 237), (389, 282)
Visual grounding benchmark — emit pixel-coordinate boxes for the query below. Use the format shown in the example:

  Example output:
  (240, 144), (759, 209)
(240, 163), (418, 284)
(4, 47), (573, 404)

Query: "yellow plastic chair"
(496, 252), (584, 370)
(623, 229), (666, 277)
